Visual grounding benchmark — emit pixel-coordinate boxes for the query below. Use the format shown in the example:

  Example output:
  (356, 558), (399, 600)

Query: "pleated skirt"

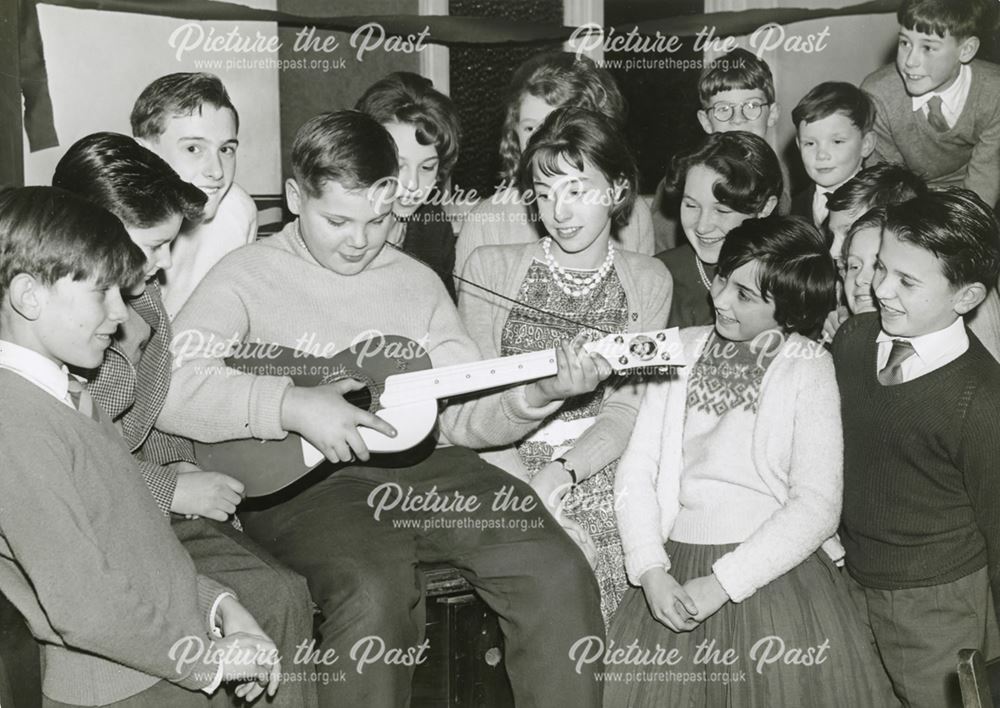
(603, 541), (898, 708)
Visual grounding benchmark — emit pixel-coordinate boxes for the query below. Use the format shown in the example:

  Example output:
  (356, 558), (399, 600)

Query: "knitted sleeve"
(961, 375), (1000, 615)
(619, 198), (656, 255)
(444, 247), (562, 448)
(963, 86), (1000, 208)
(616, 376), (675, 585)
(0, 419), (220, 690)
(712, 350), (843, 602)
(158, 251), (292, 442)
(561, 257), (673, 479)
(861, 70), (906, 165)
(453, 195), (506, 290)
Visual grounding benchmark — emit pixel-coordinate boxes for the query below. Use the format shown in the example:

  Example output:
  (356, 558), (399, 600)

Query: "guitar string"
(386, 242), (616, 336)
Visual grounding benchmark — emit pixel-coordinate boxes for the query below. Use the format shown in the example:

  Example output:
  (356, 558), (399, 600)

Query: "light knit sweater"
(614, 326), (844, 603)
(862, 60), (1000, 207)
(454, 187), (656, 283)
(159, 221), (561, 449)
(458, 242), (673, 480)
(161, 183), (258, 319)
(0, 371), (225, 705)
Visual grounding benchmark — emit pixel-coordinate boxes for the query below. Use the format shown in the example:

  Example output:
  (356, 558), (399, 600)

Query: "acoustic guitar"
(195, 329), (683, 497)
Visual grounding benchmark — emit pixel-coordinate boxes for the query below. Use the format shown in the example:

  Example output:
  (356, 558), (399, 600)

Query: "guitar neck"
(379, 348), (558, 406)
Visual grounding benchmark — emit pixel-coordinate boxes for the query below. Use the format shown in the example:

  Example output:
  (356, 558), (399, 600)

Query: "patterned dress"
(500, 259), (629, 624)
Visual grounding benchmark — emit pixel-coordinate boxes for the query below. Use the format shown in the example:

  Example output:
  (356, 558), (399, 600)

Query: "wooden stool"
(412, 565), (514, 708)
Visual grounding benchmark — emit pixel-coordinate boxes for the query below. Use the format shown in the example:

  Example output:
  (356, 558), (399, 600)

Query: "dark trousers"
(241, 445), (605, 708)
(172, 517), (318, 708)
(42, 678), (227, 708)
(847, 566), (1000, 708)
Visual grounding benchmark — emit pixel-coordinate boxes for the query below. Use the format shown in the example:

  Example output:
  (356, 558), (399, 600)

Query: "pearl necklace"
(541, 237), (615, 298)
(694, 254), (712, 291)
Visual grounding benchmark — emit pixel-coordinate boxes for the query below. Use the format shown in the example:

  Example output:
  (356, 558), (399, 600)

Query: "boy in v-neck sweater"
(833, 187), (1000, 708)
(862, 0), (1000, 208)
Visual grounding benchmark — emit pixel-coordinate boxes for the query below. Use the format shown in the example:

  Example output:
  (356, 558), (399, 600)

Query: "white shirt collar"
(911, 64), (971, 127)
(813, 172), (858, 227)
(876, 317), (969, 373)
(0, 339), (74, 406)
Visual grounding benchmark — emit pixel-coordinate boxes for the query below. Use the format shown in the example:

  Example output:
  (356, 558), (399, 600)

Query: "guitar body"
(193, 327), (683, 500)
(195, 336), (436, 498)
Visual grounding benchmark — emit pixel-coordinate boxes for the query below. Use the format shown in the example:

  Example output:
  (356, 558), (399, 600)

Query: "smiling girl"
(607, 216), (894, 706)
(455, 51), (656, 281)
(656, 132), (782, 329)
(458, 107), (671, 622)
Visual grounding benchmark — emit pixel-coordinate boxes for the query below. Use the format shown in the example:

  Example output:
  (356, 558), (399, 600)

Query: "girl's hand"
(682, 573), (729, 623)
(561, 516), (599, 570)
(531, 461), (575, 517)
(526, 333), (612, 407)
(639, 567), (699, 632)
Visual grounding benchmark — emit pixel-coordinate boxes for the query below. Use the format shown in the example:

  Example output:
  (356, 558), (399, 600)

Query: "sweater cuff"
(247, 376), (293, 440)
(625, 543), (671, 586)
(712, 551), (755, 603)
(196, 576), (237, 627)
(500, 385), (562, 424)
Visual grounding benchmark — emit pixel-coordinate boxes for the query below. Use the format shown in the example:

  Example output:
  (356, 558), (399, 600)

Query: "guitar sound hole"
(628, 335), (657, 362)
(327, 372), (377, 413)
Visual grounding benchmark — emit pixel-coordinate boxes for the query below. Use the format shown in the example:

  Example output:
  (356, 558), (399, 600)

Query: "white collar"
(911, 63), (971, 117)
(0, 339), (74, 405)
(876, 317), (968, 367)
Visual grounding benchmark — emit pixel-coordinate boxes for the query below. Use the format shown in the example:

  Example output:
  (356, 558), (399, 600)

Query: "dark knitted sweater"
(833, 313), (1000, 610)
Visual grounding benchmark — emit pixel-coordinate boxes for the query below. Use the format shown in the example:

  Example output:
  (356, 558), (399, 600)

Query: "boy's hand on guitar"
(281, 379), (397, 463)
(639, 566), (700, 633)
(527, 334), (613, 407)
(169, 463), (245, 521)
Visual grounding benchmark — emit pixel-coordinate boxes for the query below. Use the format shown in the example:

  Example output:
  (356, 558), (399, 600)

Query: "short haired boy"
(862, 0), (1000, 208)
(0, 187), (280, 708)
(52, 132), (317, 708)
(790, 81), (877, 229)
(832, 187), (1000, 708)
(158, 111), (605, 707)
(825, 162), (927, 259)
(131, 73), (258, 319)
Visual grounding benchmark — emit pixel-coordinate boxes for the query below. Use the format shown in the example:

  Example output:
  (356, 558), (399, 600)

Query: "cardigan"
(159, 221), (561, 450)
(458, 242), (672, 480)
(615, 326), (844, 603)
(862, 60), (1000, 208)
(0, 371), (225, 705)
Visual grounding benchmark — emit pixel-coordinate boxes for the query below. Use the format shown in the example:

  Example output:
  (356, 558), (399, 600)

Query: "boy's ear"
(285, 178), (303, 216)
(766, 102), (780, 129)
(861, 130), (877, 159)
(954, 281), (987, 315)
(7, 273), (44, 321)
(697, 109), (715, 134)
(134, 136), (154, 151)
(958, 36), (980, 63)
(758, 195), (779, 218)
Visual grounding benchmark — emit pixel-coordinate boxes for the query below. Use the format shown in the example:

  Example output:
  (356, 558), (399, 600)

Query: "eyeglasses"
(706, 99), (770, 123)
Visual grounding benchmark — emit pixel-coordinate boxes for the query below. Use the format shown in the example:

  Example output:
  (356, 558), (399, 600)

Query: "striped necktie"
(878, 339), (916, 386)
